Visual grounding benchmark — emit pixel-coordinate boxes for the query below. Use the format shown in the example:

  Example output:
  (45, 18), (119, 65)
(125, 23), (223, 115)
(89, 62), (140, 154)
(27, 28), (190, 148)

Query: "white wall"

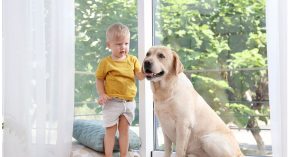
(286, 1), (300, 157)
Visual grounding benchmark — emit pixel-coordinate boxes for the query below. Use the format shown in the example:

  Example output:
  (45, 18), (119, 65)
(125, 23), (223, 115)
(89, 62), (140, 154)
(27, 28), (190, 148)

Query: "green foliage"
(191, 74), (233, 110)
(229, 49), (266, 69)
(225, 103), (256, 127)
(155, 0), (268, 128)
(225, 103), (269, 127)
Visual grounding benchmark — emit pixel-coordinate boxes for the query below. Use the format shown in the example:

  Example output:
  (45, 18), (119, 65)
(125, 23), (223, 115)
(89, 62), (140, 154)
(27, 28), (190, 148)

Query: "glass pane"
(153, 0), (271, 156)
(74, 0), (140, 134)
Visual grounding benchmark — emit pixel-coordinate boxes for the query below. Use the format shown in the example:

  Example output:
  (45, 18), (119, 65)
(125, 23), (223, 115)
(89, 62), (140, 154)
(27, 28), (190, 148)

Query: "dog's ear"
(173, 51), (184, 75)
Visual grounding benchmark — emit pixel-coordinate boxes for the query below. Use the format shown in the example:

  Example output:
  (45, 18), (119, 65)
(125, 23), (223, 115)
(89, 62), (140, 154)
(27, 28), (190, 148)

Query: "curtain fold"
(3, 0), (74, 157)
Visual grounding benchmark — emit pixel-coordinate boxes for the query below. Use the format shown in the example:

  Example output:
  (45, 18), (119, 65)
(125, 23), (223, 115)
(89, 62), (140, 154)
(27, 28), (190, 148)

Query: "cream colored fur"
(143, 46), (244, 157)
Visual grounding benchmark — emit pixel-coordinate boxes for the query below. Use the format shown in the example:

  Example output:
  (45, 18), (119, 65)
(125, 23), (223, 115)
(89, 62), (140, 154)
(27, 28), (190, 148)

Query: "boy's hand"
(136, 71), (146, 80)
(98, 94), (111, 105)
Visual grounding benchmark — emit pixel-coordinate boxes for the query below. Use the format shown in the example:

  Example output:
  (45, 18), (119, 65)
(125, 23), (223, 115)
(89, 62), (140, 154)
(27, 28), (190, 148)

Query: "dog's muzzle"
(143, 60), (152, 70)
(143, 60), (165, 80)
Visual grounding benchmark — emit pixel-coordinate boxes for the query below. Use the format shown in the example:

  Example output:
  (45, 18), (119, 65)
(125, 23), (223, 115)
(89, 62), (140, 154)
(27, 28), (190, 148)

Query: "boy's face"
(107, 36), (130, 60)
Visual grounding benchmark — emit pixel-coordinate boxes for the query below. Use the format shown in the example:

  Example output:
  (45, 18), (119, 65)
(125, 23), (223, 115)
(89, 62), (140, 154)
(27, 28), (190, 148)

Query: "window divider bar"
(138, 1), (154, 157)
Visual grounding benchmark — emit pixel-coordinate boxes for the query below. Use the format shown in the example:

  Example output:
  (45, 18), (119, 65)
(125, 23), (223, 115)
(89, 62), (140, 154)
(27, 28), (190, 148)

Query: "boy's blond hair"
(106, 23), (130, 42)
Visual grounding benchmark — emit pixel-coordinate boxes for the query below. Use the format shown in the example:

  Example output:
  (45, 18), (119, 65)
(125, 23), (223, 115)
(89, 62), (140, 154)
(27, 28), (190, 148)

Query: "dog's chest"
(154, 102), (177, 141)
(154, 101), (176, 119)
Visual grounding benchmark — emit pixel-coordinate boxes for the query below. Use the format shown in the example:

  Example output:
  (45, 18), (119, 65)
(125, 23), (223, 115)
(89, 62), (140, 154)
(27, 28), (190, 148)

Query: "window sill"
(151, 151), (272, 157)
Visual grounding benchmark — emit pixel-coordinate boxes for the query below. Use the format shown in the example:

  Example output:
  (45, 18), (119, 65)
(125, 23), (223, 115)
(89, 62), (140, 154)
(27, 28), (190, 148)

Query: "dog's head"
(143, 46), (184, 82)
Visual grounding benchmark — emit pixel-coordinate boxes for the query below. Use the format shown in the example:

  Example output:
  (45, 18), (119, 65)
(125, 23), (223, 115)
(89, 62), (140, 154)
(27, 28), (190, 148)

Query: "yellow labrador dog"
(143, 46), (244, 157)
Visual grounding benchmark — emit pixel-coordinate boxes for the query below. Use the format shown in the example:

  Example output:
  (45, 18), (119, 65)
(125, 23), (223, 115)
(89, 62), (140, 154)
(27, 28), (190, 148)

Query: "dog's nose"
(143, 60), (152, 69)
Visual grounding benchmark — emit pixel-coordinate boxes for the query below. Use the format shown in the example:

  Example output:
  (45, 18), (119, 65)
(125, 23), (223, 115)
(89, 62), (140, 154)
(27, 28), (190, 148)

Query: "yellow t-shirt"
(95, 54), (141, 101)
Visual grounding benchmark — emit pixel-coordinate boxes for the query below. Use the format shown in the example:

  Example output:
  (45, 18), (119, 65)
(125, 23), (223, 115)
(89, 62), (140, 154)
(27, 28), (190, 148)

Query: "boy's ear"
(106, 41), (110, 48)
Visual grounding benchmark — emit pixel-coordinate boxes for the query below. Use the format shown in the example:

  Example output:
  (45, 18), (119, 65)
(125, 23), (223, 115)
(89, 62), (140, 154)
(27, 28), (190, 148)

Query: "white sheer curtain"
(3, 0), (74, 157)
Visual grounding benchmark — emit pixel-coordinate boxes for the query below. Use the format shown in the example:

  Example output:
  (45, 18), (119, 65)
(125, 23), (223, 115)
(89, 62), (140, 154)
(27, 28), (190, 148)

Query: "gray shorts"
(102, 98), (136, 128)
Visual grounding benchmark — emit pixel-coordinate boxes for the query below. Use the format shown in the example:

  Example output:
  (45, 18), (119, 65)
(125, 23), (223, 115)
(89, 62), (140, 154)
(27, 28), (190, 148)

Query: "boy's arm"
(96, 78), (110, 104)
(135, 71), (145, 80)
(96, 78), (105, 96)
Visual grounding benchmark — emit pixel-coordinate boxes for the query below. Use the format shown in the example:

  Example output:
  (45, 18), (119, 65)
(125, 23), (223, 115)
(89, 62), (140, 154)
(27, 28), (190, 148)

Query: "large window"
(153, 0), (270, 156)
(75, 0), (272, 156)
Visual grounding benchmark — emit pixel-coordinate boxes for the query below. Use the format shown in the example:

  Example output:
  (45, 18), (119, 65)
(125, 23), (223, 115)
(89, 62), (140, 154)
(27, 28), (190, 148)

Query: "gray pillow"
(73, 119), (141, 152)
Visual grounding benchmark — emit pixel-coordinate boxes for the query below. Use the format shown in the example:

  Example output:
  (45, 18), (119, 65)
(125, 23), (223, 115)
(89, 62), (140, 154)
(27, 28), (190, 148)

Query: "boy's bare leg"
(104, 124), (117, 157)
(118, 115), (129, 157)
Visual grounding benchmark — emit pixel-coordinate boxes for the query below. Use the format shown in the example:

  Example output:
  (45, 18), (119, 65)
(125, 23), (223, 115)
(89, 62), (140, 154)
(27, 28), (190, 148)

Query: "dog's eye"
(158, 53), (165, 59)
(146, 52), (151, 57)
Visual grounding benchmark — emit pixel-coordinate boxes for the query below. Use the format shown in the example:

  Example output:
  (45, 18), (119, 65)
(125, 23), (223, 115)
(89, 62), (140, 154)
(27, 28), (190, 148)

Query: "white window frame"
(136, 0), (298, 157)
(266, 0), (287, 156)
(138, 1), (154, 157)
(284, 1), (300, 157)
(268, 0), (300, 157)
(0, 0), (3, 155)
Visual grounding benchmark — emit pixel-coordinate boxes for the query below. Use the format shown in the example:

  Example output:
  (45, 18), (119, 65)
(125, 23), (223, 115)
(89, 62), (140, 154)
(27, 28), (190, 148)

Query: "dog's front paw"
(164, 151), (172, 157)
(175, 150), (188, 157)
